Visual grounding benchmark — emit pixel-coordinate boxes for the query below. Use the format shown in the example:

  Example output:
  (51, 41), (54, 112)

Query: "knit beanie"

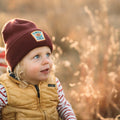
(2, 18), (53, 71)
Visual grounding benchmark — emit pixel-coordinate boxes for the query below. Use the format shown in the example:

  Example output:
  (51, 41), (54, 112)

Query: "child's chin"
(39, 77), (48, 81)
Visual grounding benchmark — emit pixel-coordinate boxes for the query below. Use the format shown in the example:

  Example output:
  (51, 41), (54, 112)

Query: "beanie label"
(31, 31), (45, 41)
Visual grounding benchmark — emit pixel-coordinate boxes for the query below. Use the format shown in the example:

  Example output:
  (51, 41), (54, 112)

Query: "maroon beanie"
(2, 18), (53, 71)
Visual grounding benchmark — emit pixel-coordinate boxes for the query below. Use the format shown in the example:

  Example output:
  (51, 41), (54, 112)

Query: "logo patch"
(48, 84), (56, 87)
(31, 31), (45, 41)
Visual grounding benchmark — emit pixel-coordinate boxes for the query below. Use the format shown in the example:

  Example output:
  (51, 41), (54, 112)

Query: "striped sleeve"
(56, 78), (77, 120)
(0, 84), (8, 109)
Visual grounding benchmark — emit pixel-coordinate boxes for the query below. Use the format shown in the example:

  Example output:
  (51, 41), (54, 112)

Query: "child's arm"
(56, 78), (77, 120)
(0, 84), (7, 120)
(0, 84), (8, 108)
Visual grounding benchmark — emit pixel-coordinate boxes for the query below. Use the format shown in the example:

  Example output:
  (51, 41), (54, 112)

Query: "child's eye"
(46, 53), (51, 57)
(33, 55), (40, 59)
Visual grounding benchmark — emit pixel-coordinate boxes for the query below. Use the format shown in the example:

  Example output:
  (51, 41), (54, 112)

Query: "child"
(0, 18), (77, 120)
(0, 47), (7, 75)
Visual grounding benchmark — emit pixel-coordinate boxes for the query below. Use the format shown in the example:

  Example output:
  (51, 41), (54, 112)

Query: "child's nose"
(42, 57), (49, 65)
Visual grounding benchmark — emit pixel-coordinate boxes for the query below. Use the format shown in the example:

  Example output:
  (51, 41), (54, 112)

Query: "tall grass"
(53, 0), (120, 120)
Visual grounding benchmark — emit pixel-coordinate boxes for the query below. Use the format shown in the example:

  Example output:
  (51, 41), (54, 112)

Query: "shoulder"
(0, 73), (11, 86)
(0, 73), (8, 80)
(55, 77), (62, 87)
(55, 77), (60, 84)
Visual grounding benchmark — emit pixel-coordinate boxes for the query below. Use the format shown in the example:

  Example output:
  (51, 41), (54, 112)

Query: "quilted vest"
(0, 73), (59, 120)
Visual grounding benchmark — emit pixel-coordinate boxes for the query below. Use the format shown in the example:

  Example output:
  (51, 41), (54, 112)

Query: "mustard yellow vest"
(0, 73), (59, 120)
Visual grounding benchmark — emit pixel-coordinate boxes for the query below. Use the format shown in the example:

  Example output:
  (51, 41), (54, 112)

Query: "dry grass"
(53, 1), (120, 120)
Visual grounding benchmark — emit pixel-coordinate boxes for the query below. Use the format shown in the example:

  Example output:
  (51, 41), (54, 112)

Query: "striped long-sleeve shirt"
(0, 78), (76, 120)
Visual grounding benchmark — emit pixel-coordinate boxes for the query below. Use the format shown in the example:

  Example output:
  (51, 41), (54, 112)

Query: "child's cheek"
(29, 65), (40, 73)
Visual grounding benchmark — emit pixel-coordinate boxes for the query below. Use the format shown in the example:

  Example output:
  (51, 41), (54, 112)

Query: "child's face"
(20, 46), (53, 85)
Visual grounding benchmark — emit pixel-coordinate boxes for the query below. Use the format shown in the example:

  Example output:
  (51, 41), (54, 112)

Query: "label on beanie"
(31, 31), (45, 41)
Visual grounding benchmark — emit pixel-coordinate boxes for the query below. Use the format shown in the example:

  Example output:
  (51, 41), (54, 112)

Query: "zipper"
(35, 85), (40, 98)
(35, 85), (40, 103)
(34, 85), (47, 120)
(43, 111), (47, 120)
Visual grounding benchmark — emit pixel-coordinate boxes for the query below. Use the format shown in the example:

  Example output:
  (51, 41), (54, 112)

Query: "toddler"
(0, 18), (77, 120)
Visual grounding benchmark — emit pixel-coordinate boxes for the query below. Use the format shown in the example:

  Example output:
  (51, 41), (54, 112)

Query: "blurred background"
(0, 0), (120, 119)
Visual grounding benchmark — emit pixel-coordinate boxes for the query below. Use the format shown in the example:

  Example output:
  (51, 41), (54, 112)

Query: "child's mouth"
(40, 68), (49, 74)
